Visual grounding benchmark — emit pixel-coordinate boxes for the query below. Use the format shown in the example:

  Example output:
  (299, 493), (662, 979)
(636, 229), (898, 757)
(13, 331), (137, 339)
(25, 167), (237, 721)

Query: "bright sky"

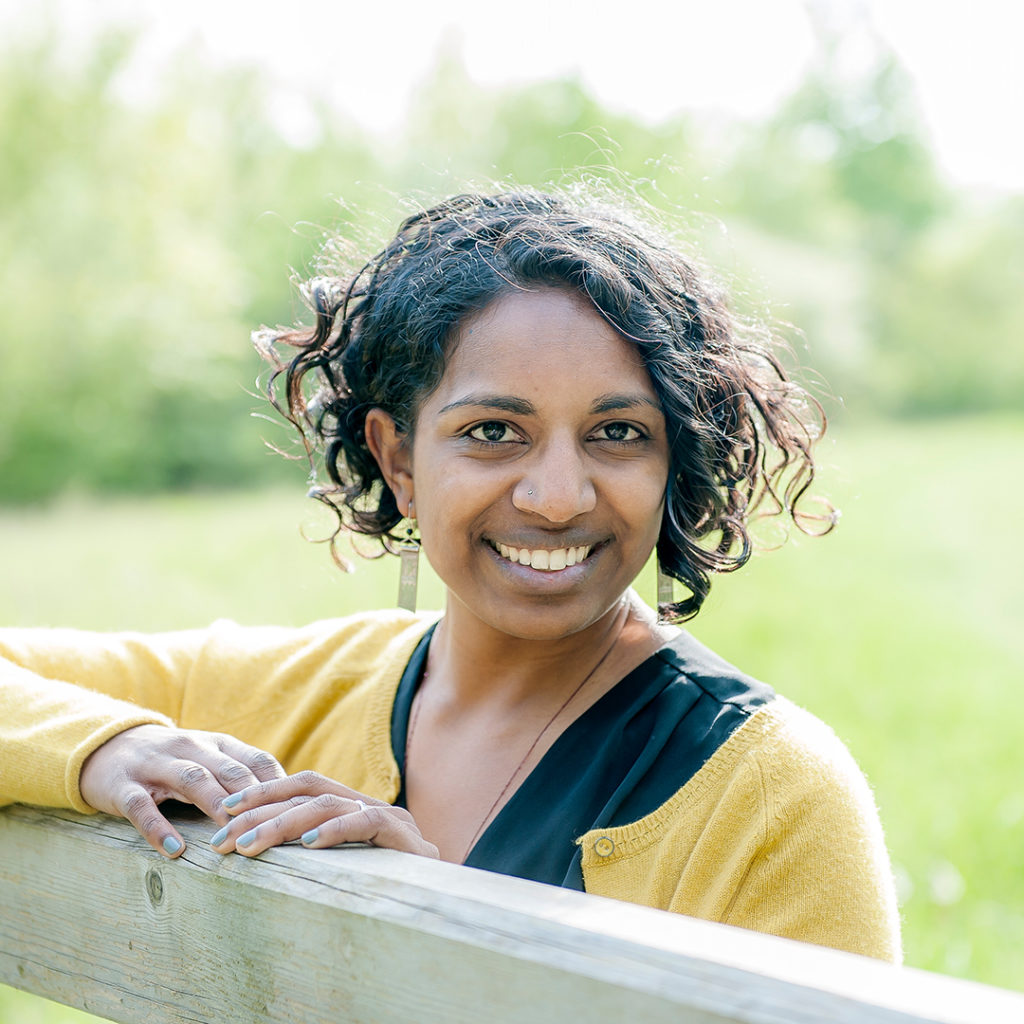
(9, 0), (1024, 192)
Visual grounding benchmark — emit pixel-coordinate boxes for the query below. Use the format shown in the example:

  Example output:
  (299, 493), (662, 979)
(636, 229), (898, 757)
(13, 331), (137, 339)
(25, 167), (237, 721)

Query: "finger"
(162, 759), (232, 822)
(301, 802), (438, 858)
(221, 770), (367, 815)
(202, 755), (262, 814)
(216, 736), (286, 784)
(209, 796), (313, 853)
(118, 785), (186, 859)
(223, 793), (364, 857)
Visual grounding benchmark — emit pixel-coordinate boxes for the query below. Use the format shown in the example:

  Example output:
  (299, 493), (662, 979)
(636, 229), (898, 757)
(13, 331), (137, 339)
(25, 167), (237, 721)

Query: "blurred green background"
(2, 3), (1022, 1019)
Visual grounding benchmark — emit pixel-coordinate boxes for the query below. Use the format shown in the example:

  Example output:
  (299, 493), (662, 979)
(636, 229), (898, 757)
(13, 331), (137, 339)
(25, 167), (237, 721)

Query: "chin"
(463, 593), (627, 643)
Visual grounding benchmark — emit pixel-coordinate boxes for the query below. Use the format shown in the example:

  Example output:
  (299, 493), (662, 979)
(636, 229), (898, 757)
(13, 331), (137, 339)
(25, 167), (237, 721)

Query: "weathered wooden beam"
(1, 805), (1021, 1024)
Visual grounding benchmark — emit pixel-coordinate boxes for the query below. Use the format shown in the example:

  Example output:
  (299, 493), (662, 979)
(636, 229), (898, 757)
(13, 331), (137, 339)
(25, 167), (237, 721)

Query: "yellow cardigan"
(0, 610), (901, 963)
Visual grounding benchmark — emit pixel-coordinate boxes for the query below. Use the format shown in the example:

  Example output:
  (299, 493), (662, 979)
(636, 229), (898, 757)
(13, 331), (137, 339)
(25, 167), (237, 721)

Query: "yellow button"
(593, 836), (615, 858)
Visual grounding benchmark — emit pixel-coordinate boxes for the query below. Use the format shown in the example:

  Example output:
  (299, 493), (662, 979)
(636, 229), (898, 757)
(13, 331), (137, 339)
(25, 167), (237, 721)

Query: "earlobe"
(365, 408), (414, 515)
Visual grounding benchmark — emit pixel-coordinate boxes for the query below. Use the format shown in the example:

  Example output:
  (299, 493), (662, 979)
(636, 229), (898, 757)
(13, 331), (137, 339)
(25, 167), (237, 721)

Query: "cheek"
(412, 463), (494, 554)
(621, 461), (669, 520)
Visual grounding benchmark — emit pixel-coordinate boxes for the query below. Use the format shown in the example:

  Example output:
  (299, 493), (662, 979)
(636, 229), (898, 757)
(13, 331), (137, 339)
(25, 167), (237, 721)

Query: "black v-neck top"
(391, 624), (774, 890)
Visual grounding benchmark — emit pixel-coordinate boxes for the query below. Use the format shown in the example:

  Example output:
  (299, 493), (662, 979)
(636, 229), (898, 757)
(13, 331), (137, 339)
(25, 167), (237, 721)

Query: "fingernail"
(210, 826), (229, 846)
(223, 792), (244, 808)
(237, 828), (258, 847)
(163, 836), (183, 855)
(301, 829), (319, 845)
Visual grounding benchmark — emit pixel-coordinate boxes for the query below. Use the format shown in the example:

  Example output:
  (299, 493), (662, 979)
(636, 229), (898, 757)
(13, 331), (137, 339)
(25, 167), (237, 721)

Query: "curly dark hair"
(255, 189), (834, 620)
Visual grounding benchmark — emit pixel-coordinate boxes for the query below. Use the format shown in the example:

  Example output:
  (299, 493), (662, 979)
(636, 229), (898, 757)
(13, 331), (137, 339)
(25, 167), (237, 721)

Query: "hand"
(79, 724), (286, 858)
(209, 771), (439, 860)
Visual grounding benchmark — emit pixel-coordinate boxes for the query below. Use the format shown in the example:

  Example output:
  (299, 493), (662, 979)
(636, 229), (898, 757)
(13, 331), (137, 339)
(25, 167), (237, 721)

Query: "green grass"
(2, 414), (1022, 1021)
(693, 414), (1024, 989)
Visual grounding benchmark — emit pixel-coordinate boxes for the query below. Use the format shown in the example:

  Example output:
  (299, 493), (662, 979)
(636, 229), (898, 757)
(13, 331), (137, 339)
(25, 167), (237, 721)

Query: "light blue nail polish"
(301, 829), (319, 845)
(210, 826), (229, 846)
(237, 828), (258, 847)
(223, 792), (244, 808)
(163, 836), (182, 855)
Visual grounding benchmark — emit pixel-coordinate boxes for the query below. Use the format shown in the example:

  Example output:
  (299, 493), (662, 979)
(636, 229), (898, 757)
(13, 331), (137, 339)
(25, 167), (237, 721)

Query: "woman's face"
(387, 287), (670, 641)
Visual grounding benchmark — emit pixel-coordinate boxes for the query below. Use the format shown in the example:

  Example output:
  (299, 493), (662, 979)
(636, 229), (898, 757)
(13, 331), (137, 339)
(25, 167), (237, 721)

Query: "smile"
(492, 542), (593, 572)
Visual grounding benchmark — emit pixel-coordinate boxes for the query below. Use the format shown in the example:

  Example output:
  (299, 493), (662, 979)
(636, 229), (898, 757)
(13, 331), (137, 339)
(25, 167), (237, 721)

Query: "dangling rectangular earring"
(656, 559), (674, 611)
(397, 518), (420, 612)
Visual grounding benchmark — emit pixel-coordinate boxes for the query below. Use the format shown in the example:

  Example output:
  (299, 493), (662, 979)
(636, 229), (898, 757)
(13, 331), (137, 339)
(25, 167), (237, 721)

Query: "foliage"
(0, 18), (1021, 505)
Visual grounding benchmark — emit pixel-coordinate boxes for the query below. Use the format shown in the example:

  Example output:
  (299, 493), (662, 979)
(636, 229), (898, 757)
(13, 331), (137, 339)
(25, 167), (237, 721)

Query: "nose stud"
(527, 489), (534, 496)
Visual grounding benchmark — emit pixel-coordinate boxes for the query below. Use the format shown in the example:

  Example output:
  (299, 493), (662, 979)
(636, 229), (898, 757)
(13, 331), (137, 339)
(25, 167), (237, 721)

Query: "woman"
(0, 190), (900, 961)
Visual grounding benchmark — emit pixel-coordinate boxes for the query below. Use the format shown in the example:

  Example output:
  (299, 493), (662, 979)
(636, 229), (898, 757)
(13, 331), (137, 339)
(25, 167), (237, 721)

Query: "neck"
(425, 590), (672, 713)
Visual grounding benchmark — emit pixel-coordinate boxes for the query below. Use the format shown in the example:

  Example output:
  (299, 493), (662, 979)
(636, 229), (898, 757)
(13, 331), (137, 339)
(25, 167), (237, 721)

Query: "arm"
(1, 611), (434, 859)
(579, 698), (901, 962)
(718, 716), (902, 962)
(0, 625), (205, 810)
(0, 625), (284, 856)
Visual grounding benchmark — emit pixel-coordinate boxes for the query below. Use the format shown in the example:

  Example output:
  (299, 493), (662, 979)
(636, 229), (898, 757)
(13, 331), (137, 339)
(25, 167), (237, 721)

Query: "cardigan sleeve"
(718, 702), (902, 962)
(0, 610), (430, 814)
(0, 626), (208, 811)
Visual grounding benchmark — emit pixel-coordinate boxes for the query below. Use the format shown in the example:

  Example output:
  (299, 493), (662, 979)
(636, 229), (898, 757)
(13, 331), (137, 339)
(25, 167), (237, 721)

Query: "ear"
(365, 408), (414, 517)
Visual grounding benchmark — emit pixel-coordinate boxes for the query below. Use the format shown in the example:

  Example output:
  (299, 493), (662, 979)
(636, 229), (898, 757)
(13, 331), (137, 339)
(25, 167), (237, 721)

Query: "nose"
(511, 437), (597, 522)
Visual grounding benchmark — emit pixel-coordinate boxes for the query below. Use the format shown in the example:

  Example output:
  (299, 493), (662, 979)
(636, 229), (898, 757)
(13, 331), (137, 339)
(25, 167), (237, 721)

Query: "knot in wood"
(145, 867), (164, 906)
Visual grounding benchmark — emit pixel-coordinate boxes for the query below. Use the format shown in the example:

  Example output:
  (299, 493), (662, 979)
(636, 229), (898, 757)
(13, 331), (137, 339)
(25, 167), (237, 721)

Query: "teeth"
(493, 543), (592, 571)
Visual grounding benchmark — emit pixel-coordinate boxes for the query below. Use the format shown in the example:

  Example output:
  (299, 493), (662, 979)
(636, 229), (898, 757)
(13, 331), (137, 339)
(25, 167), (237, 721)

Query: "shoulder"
(649, 630), (866, 803)
(725, 696), (876, 809)
(199, 609), (439, 671)
(606, 689), (884, 856)
(652, 628), (775, 712)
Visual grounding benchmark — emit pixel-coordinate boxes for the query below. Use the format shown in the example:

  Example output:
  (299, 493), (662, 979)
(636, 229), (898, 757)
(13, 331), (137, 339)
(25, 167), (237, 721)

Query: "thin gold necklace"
(405, 603), (629, 863)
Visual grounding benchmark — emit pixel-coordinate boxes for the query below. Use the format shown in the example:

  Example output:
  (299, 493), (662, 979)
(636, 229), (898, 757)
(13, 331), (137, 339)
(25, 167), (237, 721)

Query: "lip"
(484, 537), (605, 583)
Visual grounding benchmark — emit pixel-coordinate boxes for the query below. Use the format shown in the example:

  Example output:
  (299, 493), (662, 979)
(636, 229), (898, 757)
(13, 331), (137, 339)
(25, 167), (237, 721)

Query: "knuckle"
(362, 806), (390, 829)
(177, 764), (210, 789)
(251, 818), (282, 843)
(311, 793), (341, 814)
(236, 808), (263, 829)
(120, 791), (151, 819)
(249, 751), (281, 774)
(218, 762), (253, 784)
(169, 733), (202, 756)
(138, 815), (165, 838)
(294, 770), (322, 787)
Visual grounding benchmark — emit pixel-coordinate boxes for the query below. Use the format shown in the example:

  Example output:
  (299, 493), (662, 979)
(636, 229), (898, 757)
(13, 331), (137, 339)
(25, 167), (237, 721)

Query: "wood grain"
(1, 805), (1021, 1024)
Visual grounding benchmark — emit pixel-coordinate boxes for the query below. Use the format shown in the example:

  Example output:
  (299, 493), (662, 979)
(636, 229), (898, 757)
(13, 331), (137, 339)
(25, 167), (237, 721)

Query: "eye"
(466, 421), (522, 444)
(591, 421), (647, 443)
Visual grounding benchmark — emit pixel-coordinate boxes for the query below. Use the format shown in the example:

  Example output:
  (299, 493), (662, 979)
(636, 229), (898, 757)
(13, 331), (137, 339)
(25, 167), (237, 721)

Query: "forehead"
(435, 287), (656, 400)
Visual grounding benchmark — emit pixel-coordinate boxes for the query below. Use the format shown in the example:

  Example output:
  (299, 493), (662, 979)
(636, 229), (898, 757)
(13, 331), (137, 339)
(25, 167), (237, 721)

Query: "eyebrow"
(590, 392), (662, 414)
(437, 392), (660, 416)
(437, 394), (536, 415)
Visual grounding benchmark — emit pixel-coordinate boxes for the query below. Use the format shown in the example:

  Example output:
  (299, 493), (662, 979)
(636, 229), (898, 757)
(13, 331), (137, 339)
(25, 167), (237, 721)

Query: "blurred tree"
(720, 51), (947, 246)
(398, 42), (709, 211)
(1, 16), (1021, 502)
(869, 199), (1024, 413)
(0, 24), (382, 500)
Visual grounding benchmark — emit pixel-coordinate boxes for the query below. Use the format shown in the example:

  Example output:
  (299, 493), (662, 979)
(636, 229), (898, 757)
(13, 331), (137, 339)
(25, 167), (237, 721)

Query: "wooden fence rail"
(1, 805), (1022, 1024)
